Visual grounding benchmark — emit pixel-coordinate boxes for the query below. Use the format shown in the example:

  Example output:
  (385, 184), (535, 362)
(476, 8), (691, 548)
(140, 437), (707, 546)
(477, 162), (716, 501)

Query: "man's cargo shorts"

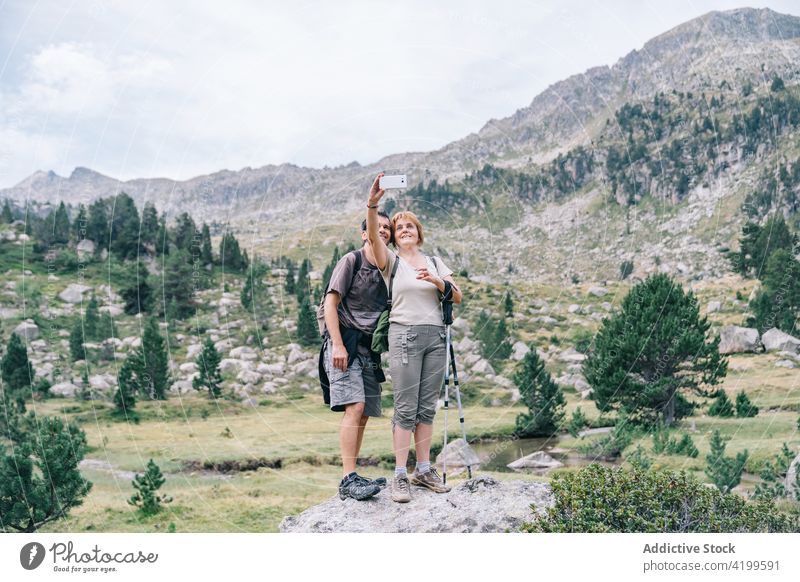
(323, 338), (382, 417)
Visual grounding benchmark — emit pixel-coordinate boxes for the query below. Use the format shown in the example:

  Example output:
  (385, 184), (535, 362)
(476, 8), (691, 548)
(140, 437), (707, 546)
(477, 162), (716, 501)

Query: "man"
(323, 210), (393, 500)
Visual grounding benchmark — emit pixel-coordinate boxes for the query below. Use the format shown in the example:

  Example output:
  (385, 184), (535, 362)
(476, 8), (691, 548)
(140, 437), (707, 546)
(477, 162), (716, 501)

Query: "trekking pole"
(448, 334), (472, 478)
(441, 322), (451, 485)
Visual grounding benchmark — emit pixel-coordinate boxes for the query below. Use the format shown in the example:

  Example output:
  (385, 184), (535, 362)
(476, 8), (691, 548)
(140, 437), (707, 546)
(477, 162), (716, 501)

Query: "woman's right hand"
(368, 173), (386, 206)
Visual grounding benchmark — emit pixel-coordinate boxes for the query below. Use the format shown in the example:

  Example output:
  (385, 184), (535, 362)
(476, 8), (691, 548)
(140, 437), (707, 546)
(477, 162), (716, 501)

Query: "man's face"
(362, 217), (392, 245)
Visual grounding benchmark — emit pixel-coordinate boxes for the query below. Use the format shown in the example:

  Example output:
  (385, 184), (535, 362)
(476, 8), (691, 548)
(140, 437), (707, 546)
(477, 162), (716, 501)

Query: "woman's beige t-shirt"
(380, 251), (453, 326)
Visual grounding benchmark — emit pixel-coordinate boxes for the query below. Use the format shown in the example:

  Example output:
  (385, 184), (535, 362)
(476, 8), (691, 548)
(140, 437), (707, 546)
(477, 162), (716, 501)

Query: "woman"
(366, 173), (463, 503)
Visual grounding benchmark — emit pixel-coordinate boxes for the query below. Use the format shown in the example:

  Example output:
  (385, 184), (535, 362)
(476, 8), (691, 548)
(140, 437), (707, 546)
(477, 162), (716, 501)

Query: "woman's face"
(394, 218), (419, 247)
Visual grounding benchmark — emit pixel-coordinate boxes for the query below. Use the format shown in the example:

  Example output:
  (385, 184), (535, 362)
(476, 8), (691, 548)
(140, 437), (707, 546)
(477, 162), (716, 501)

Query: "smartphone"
(379, 174), (407, 190)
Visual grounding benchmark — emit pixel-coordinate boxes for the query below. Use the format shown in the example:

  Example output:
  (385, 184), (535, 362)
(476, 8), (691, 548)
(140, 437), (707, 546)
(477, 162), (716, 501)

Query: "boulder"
(507, 451), (564, 470)
(718, 326), (760, 355)
(433, 438), (481, 475)
(186, 343), (203, 359)
(761, 328), (800, 355)
(775, 359), (797, 369)
(214, 338), (237, 353)
(99, 305), (124, 317)
(511, 341), (530, 362)
(58, 283), (92, 304)
(786, 453), (800, 501)
(287, 347), (310, 365)
(706, 301), (722, 313)
(170, 380), (194, 394)
(259, 362), (286, 376)
(49, 382), (79, 398)
(588, 286), (608, 297)
(230, 346), (258, 361)
(471, 359), (496, 376)
(179, 362), (198, 374)
(558, 348), (586, 363)
(292, 359), (318, 377)
(89, 375), (111, 391)
(280, 476), (551, 533)
(219, 358), (243, 374)
(76, 239), (95, 259)
(237, 369), (262, 385)
(568, 304), (581, 314)
(14, 320), (39, 340)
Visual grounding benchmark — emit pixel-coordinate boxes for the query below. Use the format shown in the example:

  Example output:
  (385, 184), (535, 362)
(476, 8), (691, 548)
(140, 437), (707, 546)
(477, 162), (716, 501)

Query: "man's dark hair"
(361, 210), (390, 232)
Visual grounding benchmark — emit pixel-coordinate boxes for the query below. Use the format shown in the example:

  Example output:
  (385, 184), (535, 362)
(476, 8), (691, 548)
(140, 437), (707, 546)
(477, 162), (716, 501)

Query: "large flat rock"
(280, 476), (552, 533)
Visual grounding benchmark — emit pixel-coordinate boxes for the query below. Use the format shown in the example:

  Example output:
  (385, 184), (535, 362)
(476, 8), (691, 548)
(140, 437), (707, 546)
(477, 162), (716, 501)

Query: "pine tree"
(735, 391), (759, 418)
(200, 223), (213, 265)
(70, 204), (87, 243)
(193, 338), (222, 398)
(0, 414), (92, 532)
(284, 259), (296, 295)
(86, 198), (110, 251)
(705, 430), (748, 494)
(140, 202), (159, 249)
(708, 390), (734, 417)
(172, 212), (197, 253)
(297, 297), (320, 347)
(137, 317), (171, 400)
(127, 459), (172, 515)
(113, 357), (138, 418)
(219, 231), (246, 271)
(752, 443), (795, 501)
(119, 260), (153, 315)
(748, 249), (800, 334)
(2, 333), (34, 392)
(241, 260), (268, 312)
(295, 258), (312, 302)
(69, 319), (86, 362)
(584, 274), (727, 426)
(322, 246), (340, 290)
(160, 250), (196, 318)
(513, 345), (566, 437)
(84, 295), (100, 340)
(156, 212), (170, 256)
(491, 317), (512, 362)
(1, 199), (13, 223)
(109, 193), (141, 260)
(52, 202), (70, 245)
(504, 290), (514, 317)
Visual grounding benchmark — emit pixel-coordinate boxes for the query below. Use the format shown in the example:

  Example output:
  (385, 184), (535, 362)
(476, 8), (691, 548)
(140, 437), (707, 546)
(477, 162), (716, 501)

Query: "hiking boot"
(410, 467), (451, 493)
(391, 475), (411, 503)
(339, 473), (381, 501)
(355, 474), (387, 489)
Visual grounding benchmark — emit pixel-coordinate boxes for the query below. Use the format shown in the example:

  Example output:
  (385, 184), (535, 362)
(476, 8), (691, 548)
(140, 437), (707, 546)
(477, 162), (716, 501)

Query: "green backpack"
(370, 256), (400, 354)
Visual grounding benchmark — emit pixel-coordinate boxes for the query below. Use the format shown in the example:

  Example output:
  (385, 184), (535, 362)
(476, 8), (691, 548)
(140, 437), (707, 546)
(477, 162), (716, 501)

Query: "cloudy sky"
(1, 0), (798, 187)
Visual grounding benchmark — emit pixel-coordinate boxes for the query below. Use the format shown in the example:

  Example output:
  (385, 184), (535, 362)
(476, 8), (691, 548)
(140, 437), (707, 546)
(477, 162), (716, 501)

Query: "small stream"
(469, 435), (620, 473)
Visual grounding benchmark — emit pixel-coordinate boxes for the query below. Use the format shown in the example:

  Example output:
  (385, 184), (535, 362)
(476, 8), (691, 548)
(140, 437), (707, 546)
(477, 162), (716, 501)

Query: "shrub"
(127, 459), (172, 516)
(735, 390), (759, 418)
(705, 429), (748, 494)
(625, 444), (652, 470)
(578, 420), (634, 461)
(752, 443), (796, 501)
(522, 464), (797, 532)
(708, 390), (734, 417)
(0, 414), (92, 532)
(567, 407), (588, 438)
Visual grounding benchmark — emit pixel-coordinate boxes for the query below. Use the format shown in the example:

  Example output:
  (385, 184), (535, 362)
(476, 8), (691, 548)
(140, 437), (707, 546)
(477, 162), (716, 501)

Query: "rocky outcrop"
(508, 451), (564, 470)
(761, 328), (800, 355)
(718, 326), (760, 354)
(58, 283), (92, 304)
(280, 476), (551, 533)
(13, 320), (39, 340)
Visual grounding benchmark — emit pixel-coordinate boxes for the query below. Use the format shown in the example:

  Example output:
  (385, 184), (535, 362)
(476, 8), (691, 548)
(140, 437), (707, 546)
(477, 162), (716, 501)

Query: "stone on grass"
(718, 326), (760, 355)
(507, 451), (564, 470)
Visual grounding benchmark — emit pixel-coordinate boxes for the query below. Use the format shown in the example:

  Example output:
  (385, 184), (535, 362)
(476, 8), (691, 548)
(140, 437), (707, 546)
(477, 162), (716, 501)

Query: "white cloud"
(1, 0), (799, 186)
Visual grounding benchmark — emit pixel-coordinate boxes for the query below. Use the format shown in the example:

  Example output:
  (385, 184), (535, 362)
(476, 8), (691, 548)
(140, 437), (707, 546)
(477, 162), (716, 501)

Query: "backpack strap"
(386, 252), (400, 312)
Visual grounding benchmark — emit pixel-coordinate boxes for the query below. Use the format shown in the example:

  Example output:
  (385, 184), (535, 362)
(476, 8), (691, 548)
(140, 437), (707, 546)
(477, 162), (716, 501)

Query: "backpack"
(316, 250), (362, 337)
(317, 250), (362, 405)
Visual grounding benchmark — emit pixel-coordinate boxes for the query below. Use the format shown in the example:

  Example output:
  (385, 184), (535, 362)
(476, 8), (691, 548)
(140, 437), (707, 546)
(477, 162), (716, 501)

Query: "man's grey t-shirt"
(326, 250), (388, 334)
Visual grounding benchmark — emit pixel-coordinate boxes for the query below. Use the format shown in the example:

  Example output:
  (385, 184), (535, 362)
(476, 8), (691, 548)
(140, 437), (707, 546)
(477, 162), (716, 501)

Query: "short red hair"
(391, 211), (424, 246)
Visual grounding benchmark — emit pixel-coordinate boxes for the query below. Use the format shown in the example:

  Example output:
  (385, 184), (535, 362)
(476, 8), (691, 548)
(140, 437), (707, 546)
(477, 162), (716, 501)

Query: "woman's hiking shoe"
(391, 475), (411, 503)
(339, 473), (381, 501)
(410, 467), (451, 493)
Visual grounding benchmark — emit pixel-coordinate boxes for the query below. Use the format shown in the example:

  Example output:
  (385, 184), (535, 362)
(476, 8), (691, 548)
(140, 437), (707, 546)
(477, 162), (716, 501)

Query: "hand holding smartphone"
(379, 174), (407, 190)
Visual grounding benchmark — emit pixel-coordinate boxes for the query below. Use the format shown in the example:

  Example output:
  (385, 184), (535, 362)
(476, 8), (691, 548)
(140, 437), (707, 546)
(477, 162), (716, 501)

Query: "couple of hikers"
(321, 173), (463, 503)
